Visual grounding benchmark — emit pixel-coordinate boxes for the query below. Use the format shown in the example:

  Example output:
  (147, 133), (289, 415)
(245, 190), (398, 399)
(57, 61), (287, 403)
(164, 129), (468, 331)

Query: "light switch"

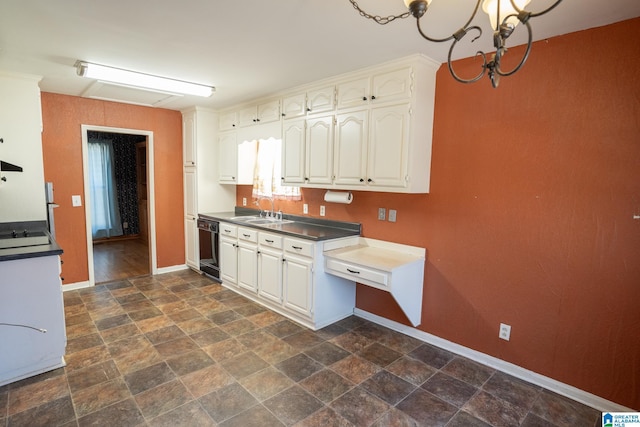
(72, 195), (82, 207)
(389, 209), (397, 222)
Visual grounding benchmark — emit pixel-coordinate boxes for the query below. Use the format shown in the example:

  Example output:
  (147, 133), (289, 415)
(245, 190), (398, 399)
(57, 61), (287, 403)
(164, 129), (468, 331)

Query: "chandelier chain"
(348, 0), (411, 25)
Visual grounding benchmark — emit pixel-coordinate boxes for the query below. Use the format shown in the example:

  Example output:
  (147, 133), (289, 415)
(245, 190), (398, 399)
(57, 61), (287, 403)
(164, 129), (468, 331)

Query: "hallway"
(93, 238), (149, 283)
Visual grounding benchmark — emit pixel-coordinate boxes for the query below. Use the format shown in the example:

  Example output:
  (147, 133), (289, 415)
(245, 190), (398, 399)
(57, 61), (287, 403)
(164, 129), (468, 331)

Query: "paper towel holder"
(324, 190), (353, 204)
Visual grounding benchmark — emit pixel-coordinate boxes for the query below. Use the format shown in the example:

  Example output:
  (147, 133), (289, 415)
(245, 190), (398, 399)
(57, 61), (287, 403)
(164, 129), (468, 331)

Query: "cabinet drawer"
(284, 238), (314, 258)
(325, 258), (389, 288)
(238, 227), (258, 243)
(259, 233), (283, 249)
(220, 223), (237, 238)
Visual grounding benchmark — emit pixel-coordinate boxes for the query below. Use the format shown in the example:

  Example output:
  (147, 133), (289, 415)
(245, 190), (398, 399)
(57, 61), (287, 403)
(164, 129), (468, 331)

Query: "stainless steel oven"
(197, 217), (220, 282)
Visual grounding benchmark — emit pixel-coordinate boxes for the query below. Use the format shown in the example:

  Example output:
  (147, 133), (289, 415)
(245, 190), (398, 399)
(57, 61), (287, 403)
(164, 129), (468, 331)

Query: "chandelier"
(349, 0), (564, 88)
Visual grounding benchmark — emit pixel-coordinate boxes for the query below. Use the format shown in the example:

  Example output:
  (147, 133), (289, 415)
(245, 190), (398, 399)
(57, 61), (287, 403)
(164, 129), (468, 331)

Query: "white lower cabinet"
(185, 217), (198, 269)
(218, 223), (357, 330)
(257, 232), (283, 303)
(283, 253), (313, 318)
(219, 223), (238, 286)
(237, 227), (258, 293)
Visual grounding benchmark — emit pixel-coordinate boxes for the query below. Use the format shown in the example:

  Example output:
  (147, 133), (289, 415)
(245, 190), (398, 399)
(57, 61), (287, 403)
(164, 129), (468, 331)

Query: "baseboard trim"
(155, 264), (190, 275)
(354, 308), (632, 412)
(61, 281), (92, 291)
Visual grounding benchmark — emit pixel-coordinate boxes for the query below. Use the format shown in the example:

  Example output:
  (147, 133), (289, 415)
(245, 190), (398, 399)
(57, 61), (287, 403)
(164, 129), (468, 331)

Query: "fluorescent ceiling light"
(75, 61), (214, 97)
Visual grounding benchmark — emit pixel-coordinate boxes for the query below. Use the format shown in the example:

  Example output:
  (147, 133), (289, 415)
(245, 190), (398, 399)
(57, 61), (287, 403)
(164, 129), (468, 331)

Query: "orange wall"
(238, 18), (640, 409)
(41, 94), (184, 284)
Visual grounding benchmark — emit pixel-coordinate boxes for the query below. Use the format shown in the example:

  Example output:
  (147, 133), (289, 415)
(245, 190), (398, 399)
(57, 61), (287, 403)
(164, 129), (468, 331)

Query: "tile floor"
(0, 270), (603, 426)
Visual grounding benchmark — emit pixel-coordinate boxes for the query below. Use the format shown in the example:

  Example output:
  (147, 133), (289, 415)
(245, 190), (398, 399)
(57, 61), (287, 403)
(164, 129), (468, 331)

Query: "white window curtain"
(252, 138), (301, 200)
(88, 139), (123, 239)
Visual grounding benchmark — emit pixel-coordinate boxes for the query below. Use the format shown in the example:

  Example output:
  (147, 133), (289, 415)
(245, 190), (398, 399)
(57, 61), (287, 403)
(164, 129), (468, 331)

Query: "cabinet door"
(218, 132), (238, 183)
(282, 93), (306, 119)
(307, 86), (335, 114)
(220, 237), (238, 286)
(283, 255), (313, 318)
(183, 112), (196, 166)
(337, 77), (370, 109)
(258, 247), (283, 303)
(185, 217), (198, 269)
(239, 106), (257, 127)
(334, 110), (368, 186)
(257, 100), (281, 124)
(371, 67), (413, 104)
(219, 111), (238, 131)
(367, 104), (411, 188)
(237, 242), (258, 293)
(282, 119), (306, 184)
(306, 116), (334, 185)
(184, 168), (197, 217)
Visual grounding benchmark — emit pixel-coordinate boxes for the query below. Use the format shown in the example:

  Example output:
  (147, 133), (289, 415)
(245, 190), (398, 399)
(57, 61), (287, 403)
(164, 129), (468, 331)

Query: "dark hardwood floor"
(93, 238), (149, 283)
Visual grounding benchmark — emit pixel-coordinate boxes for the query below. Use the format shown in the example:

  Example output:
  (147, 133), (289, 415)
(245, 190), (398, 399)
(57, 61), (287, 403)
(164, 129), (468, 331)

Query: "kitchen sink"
(246, 218), (294, 225)
(228, 216), (293, 225)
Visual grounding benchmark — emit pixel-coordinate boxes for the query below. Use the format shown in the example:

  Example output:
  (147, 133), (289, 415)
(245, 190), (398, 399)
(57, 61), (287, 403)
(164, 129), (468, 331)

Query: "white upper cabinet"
(239, 99), (281, 127)
(367, 103), (411, 188)
(307, 86), (335, 115)
(282, 115), (334, 186)
(219, 111), (238, 131)
(305, 115), (334, 185)
(334, 110), (368, 186)
(220, 54), (438, 194)
(337, 67), (413, 109)
(218, 132), (238, 184)
(183, 111), (196, 166)
(281, 93), (307, 120)
(282, 85), (335, 120)
(282, 119), (306, 184)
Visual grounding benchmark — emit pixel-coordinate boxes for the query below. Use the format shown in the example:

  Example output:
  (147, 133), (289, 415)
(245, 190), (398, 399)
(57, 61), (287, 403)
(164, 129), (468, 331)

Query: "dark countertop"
(199, 208), (361, 241)
(0, 221), (63, 261)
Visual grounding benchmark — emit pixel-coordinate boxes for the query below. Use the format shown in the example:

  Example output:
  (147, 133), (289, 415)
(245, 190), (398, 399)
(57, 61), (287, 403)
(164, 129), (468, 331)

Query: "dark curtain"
(88, 131), (146, 236)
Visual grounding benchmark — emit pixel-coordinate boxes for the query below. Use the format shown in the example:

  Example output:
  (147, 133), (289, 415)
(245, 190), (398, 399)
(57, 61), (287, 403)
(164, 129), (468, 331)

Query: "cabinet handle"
(243, 233), (251, 238)
(347, 268), (360, 274)
(305, 177), (309, 181)
(359, 178), (364, 182)
(256, 118), (261, 122)
(371, 95), (376, 100)
(0, 138), (3, 143)
(282, 113), (286, 117)
(362, 96), (368, 101)
(306, 108), (311, 112)
(232, 124), (236, 127)
(292, 246), (303, 250)
(224, 229), (231, 233)
(265, 239), (274, 243)
(367, 178), (373, 183)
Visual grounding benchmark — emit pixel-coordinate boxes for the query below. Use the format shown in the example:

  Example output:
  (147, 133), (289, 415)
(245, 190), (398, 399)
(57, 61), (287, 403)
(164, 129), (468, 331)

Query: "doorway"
(81, 125), (157, 286)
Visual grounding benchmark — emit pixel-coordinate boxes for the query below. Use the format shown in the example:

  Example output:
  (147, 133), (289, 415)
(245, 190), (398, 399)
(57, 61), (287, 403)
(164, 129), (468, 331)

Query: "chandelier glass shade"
(349, 0), (564, 88)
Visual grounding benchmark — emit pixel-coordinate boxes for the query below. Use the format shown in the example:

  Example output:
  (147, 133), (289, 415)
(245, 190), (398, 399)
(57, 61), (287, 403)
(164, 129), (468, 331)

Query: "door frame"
(81, 124), (157, 286)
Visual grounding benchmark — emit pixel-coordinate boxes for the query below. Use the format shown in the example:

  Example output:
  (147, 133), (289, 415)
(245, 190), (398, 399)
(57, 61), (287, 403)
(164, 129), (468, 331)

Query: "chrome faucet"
(255, 196), (275, 218)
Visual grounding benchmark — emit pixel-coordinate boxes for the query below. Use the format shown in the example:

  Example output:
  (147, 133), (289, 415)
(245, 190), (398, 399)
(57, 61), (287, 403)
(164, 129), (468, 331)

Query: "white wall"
(0, 72), (46, 222)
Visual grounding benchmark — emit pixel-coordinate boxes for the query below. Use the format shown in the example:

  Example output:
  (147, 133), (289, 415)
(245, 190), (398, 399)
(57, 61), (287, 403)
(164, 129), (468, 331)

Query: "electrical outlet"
(499, 323), (511, 341)
(388, 209), (397, 222)
(72, 195), (82, 207)
(123, 222), (128, 229)
(320, 205), (325, 216)
(303, 204), (308, 214)
(378, 207), (386, 221)
(242, 197), (247, 206)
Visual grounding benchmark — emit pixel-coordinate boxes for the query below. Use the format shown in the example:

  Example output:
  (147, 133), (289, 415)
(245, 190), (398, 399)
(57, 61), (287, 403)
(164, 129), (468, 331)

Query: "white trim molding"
(156, 264), (191, 275)
(354, 308), (633, 413)
(61, 281), (92, 291)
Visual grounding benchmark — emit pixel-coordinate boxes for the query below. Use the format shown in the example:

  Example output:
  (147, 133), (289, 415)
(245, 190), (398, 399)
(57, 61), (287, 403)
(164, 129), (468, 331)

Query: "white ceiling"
(1, 0), (639, 111)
